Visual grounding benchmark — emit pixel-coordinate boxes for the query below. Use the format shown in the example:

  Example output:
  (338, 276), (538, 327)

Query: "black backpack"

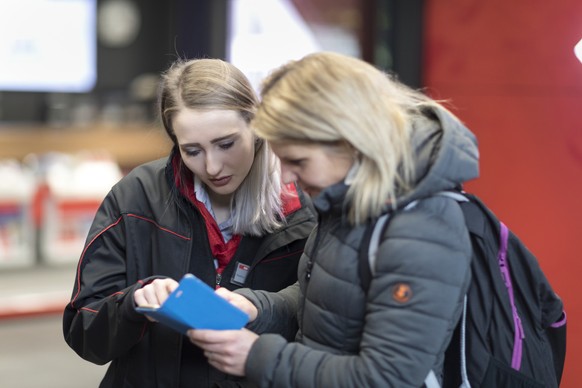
(359, 191), (567, 388)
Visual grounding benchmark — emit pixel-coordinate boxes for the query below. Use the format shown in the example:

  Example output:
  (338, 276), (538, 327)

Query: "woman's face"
(270, 142), (354, 198)
(172, 109), (255, 200)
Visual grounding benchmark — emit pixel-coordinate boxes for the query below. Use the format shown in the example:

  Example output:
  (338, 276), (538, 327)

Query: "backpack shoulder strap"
(358, 213), (390, 293)
(358, 200), (420, 292)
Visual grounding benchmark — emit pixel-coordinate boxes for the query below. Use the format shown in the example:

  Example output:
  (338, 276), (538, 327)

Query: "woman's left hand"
(187, 328), (259, 376)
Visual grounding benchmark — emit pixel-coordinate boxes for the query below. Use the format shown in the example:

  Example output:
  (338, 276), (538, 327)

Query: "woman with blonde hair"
(188, 51), (480, 387)
(63, 58), (316, 387)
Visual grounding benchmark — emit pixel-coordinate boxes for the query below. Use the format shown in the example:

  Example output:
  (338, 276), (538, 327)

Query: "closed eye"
(219, 141), (235, 150)
(184, 148), (201, 157)
(286, 159), (305, 167)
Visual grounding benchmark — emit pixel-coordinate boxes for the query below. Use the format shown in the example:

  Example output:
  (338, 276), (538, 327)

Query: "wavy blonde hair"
(254, 51), (446, 225)
(159, 58), (283, 236)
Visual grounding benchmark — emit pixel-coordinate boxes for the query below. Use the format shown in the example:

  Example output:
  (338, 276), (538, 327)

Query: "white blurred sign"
(0, 0), (97, 93)
(575, 37), (582, 64)
(226, 0), (321, 92)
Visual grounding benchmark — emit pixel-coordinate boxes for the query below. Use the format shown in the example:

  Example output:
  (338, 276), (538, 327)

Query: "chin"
(212, 186), (236, 197)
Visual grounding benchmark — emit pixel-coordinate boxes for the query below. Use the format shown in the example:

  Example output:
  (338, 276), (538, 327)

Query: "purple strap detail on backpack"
(551, 311), (567, 328)
(497, 221), (525, 371)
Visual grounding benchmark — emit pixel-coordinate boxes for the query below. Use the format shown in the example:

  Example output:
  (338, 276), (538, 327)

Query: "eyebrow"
(180, 132), (240, 148)
(279, 156), (305, 163)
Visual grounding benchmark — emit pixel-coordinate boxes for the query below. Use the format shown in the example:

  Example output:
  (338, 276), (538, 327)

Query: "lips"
(209, 176), (232, 187)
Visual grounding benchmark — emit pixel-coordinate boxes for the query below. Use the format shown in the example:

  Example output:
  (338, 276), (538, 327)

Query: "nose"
(280, 165), (297, 185)
(205, 151), (222, 176)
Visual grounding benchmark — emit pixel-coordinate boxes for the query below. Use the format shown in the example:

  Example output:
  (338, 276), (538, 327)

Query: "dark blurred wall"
(97, 0), (227, 92)
(371, 0), (424, 88)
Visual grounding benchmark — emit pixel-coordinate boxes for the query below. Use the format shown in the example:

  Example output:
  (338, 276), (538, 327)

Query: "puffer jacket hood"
(395, 106), (479, 207)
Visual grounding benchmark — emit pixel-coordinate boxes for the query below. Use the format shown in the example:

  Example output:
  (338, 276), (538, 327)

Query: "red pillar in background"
(423, 1), (582, 387)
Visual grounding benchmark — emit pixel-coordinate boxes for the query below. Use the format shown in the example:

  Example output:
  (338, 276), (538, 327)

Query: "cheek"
(299, 170), (320, 187)
(180, 154), (201, 175)
(231, 144), (255, 171)
(311, 162), (345, 188)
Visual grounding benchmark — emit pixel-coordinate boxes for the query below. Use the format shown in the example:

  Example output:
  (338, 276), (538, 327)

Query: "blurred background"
(0, 0), (580, 387)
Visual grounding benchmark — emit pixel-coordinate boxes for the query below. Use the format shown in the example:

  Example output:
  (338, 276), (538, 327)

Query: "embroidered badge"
(392, 283), (412, 303)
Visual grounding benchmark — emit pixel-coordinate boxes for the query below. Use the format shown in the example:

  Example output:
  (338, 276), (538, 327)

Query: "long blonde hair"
(254, 51), (446, 225)
(159, 58), (284, 235)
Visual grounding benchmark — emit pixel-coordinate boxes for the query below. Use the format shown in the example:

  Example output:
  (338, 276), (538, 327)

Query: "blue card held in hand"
(136, 274), (249, 334)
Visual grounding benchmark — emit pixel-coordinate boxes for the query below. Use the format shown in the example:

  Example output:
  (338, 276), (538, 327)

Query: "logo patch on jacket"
(392, 283), (412, 303)
(230, 262), (250, 286)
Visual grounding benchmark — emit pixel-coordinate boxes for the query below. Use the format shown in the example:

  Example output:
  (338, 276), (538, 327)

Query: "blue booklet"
(136, 274), (249, 334)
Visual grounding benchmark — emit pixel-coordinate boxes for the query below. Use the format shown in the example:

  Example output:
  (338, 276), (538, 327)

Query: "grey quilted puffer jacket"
(238, 107), (479, 388)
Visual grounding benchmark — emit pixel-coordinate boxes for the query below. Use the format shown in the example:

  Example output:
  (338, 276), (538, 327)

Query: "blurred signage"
(226, 0), (321, 92)
(0, 0), (97, 93)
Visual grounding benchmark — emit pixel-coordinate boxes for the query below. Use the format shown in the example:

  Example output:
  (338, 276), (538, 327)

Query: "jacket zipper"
(177, 191), (221, 288)
(301, 215), (324, 331)
(306, 212), (327, 279)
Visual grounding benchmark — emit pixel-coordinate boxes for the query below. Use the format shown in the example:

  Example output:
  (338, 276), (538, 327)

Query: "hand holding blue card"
(136, 274), (250, 334)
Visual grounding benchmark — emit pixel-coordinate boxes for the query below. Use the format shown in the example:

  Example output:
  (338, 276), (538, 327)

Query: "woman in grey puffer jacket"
(188, 51), (479, 388)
